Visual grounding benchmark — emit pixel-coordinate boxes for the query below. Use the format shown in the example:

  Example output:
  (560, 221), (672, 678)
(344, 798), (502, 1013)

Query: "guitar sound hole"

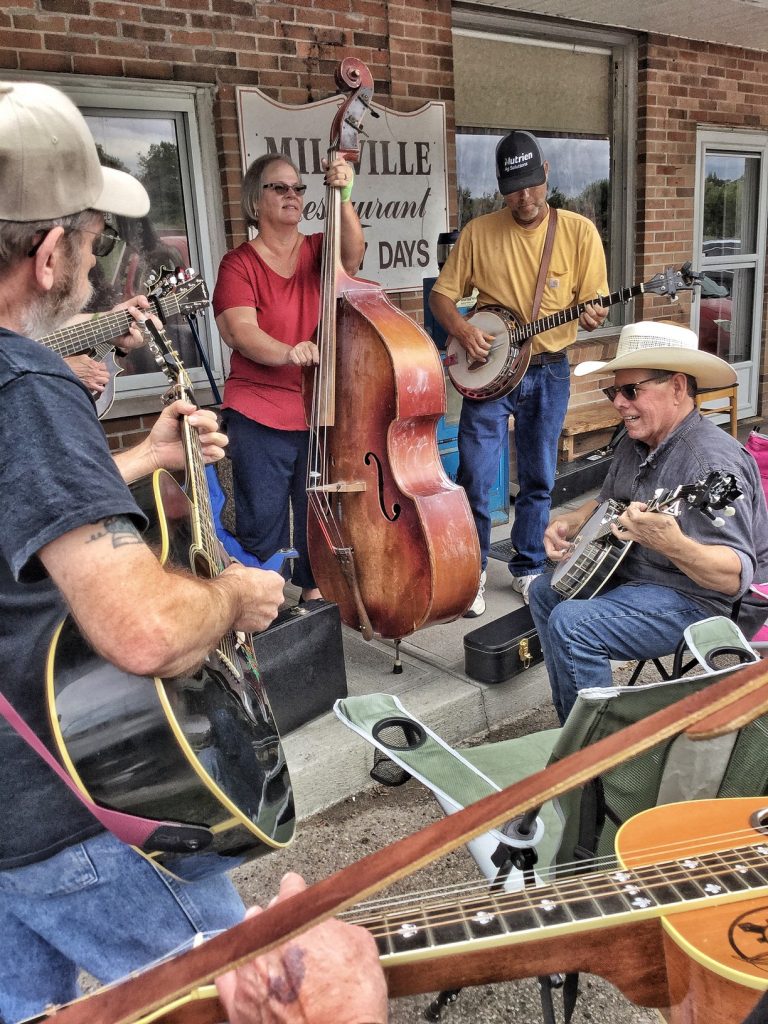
(749, 807), (768, 835)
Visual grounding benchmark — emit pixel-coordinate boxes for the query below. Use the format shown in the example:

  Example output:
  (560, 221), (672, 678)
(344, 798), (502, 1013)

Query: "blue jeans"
(528, 575), (709, 724)
(225, 411), (315, 589)
(457, 357), (570, 575)
(0, 832), (245, 1022)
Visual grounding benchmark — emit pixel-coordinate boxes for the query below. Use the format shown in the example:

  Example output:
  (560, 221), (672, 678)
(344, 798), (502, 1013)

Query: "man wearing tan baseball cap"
(0, 81), (386, 1024)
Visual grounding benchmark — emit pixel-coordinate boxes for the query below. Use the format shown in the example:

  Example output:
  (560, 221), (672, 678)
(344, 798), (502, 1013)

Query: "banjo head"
(551, 499), (625, 598)
(446, 306), (525, 398)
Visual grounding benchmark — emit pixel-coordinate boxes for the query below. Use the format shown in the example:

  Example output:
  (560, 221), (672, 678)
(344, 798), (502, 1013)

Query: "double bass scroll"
(304, 58), (480, 641)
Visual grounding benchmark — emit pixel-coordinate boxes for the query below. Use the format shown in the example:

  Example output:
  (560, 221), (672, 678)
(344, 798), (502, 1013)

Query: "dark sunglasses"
(261, 182), (307, 197)
(602, 374), (671, 403)
(27, 223), (121, 260)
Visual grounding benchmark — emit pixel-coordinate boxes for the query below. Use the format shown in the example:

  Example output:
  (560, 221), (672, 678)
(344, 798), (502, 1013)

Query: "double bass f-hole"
(364, 451), (401, 522)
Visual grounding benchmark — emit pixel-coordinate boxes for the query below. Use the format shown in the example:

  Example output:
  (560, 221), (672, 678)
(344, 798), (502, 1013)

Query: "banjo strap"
(531, 206), (558, 321)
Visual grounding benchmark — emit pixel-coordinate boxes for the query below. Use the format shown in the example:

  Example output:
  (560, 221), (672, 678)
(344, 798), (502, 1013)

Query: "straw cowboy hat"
(574, 321), (737, 390)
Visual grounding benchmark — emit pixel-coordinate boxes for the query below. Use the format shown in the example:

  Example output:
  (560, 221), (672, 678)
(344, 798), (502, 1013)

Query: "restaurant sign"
(237, 87), (449, 292)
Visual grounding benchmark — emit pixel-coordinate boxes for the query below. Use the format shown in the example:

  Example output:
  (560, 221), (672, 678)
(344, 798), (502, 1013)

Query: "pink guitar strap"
(0, 691), (209, 853)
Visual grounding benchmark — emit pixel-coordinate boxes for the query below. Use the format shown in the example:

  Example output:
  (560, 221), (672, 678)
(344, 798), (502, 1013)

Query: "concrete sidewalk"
(280, 490), (596, 820)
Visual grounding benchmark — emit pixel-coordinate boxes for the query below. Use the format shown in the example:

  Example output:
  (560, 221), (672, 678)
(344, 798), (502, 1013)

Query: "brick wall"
(0, 0), (454, 441)
(566, 32), (768, 451)
(4, 7), (767, 450)
(637, 35), (767, 335)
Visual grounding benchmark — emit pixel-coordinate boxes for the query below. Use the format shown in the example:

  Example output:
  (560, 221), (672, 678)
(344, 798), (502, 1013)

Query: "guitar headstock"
(142, 317), (195, 405)
(643, 262), (703, 300)
(650, 472), (742, 527)
(144, 267), (210, 321)
(679, 471), (742, 527)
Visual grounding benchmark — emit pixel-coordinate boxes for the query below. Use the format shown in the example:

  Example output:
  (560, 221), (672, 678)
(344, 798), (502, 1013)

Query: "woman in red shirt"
(213, 154), (364, 600)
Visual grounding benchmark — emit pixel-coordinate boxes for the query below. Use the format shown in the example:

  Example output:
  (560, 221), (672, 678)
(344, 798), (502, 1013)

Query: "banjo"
(444, 263), (701, 402)
(550, 471), (742, 600)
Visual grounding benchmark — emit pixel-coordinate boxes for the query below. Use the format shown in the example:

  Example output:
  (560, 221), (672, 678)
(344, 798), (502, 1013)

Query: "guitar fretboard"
(512, 284), (645, 344)
(346, 838), (768, 960)
(38, 294), (184, 358)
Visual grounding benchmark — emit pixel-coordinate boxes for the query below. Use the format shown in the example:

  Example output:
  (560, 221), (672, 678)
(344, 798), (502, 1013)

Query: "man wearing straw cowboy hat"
(527, 320), (768, 725)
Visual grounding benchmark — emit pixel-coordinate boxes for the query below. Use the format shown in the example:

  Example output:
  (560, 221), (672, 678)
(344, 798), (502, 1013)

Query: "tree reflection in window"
(83, 114), (202, 376)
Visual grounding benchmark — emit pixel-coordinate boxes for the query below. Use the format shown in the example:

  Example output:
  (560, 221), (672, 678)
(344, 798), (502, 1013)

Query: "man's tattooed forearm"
(87, 516), (142, 548)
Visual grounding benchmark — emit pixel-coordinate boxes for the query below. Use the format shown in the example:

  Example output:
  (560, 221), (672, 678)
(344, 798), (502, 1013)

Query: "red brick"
(19, 49), (73, 71)
(40, 0), (90, 12)
(122, 57), (174, 78)
(72, 53), (124, 74)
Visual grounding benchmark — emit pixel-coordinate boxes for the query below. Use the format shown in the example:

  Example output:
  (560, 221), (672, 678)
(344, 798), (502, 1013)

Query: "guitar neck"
(513, 283), (646, 344)
(39, 294), (181, 358)
(358, 834), (768, 973)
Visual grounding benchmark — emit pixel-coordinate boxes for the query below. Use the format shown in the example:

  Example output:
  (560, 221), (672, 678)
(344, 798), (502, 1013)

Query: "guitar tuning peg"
(712, 516), (725, 528)
(722, 505), (736, 516)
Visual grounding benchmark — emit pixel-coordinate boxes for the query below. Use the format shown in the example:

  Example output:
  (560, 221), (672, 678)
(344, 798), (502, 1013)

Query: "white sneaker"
(463, 570), (486, 618)
(511, 572), (541, 605)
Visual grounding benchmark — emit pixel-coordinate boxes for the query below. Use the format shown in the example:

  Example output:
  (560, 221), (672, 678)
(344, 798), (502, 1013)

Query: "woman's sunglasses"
(602, 374), (671, 403)
(261, 182), (307, 197)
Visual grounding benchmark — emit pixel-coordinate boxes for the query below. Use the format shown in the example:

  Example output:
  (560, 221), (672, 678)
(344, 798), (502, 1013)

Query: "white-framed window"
(450, 13), (637, 332)
(3, 73), (226, 414)
(692, 129), (768, 416)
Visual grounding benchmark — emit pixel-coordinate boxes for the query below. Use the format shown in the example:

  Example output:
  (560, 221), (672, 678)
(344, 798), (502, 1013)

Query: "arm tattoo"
(87, 516), (142, 548)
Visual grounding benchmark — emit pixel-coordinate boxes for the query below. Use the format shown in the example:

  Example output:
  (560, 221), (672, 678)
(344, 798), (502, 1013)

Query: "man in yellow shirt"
(429, 131), (608, 615)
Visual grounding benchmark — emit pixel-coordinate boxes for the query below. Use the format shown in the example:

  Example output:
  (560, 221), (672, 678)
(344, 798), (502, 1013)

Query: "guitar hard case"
(463, 605), (544, 684)
(253, 600), (348, 733)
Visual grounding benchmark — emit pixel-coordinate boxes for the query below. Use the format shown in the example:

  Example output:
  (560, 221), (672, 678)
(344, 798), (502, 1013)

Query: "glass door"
(693, 131), (768, 417)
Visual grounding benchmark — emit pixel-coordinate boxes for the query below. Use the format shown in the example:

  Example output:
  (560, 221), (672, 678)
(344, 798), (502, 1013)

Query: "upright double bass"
(305, 58), (480, 641)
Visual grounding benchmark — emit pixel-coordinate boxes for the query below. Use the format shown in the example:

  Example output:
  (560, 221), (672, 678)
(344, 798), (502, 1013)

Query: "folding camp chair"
(336, 633), (768, 1022)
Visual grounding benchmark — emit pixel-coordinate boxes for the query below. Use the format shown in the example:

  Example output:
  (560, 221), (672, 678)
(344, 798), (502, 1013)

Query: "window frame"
(2, 71), (227, 416)
(692, 127), (768, 418)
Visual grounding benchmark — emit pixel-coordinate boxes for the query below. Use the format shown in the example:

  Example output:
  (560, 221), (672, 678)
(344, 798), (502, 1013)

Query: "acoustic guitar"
(37, 270), (209, 418)
(24, 796), (768, 1023)
(444, 263), (701, 402)
(45, 321), (295, 882)
(551, 471), (743, 600)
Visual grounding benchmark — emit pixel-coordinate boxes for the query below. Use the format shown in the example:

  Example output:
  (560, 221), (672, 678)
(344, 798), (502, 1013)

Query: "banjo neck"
(511, 282), (646, 344)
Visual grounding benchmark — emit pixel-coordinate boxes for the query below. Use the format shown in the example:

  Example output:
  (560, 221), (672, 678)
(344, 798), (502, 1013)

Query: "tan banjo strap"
(531, 205), (558, 322)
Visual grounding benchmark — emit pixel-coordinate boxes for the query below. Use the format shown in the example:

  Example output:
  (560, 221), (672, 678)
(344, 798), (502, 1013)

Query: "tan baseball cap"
(0, 80), (149, 222)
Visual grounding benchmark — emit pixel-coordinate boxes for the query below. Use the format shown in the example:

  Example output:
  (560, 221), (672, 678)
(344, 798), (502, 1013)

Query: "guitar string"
(307, 150), (350, 555)
(162, 335), (239, 670)
(52, 827), (766, 1002)
(343, 840), (768, 937)
(342, 822), (767, 916)
(40, 286), (195, 357)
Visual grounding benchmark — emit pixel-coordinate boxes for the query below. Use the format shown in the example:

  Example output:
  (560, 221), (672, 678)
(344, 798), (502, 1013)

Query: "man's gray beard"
(22, 274), (93, 340)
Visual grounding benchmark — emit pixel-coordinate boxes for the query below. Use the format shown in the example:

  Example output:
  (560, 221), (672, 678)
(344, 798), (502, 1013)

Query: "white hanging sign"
(236, 86), (449, 292)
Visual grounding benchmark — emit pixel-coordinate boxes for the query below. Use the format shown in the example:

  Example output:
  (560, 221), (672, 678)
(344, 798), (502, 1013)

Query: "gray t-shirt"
(599, 409), (768, 621)
(0, 330), (145, 868)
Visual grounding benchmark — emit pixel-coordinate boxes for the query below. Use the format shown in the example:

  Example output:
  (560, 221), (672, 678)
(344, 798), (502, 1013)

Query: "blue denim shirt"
(599, 409), (768, 620)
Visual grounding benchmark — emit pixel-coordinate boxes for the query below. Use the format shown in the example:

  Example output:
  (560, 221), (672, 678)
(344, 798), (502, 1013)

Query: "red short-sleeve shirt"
(213, 234), (323, 431)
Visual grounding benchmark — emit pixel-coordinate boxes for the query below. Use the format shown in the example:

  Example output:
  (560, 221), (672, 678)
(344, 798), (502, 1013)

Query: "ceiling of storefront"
(469, 0), (768, 51)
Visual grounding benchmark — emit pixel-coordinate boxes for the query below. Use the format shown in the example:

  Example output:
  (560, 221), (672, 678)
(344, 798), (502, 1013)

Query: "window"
(450, 16), (637, 331)
(6, 74), (225, 413)
(693, 130), (768, 415)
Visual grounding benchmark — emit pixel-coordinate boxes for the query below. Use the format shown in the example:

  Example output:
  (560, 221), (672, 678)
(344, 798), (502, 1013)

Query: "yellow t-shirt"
(431, 207), (608, 354)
